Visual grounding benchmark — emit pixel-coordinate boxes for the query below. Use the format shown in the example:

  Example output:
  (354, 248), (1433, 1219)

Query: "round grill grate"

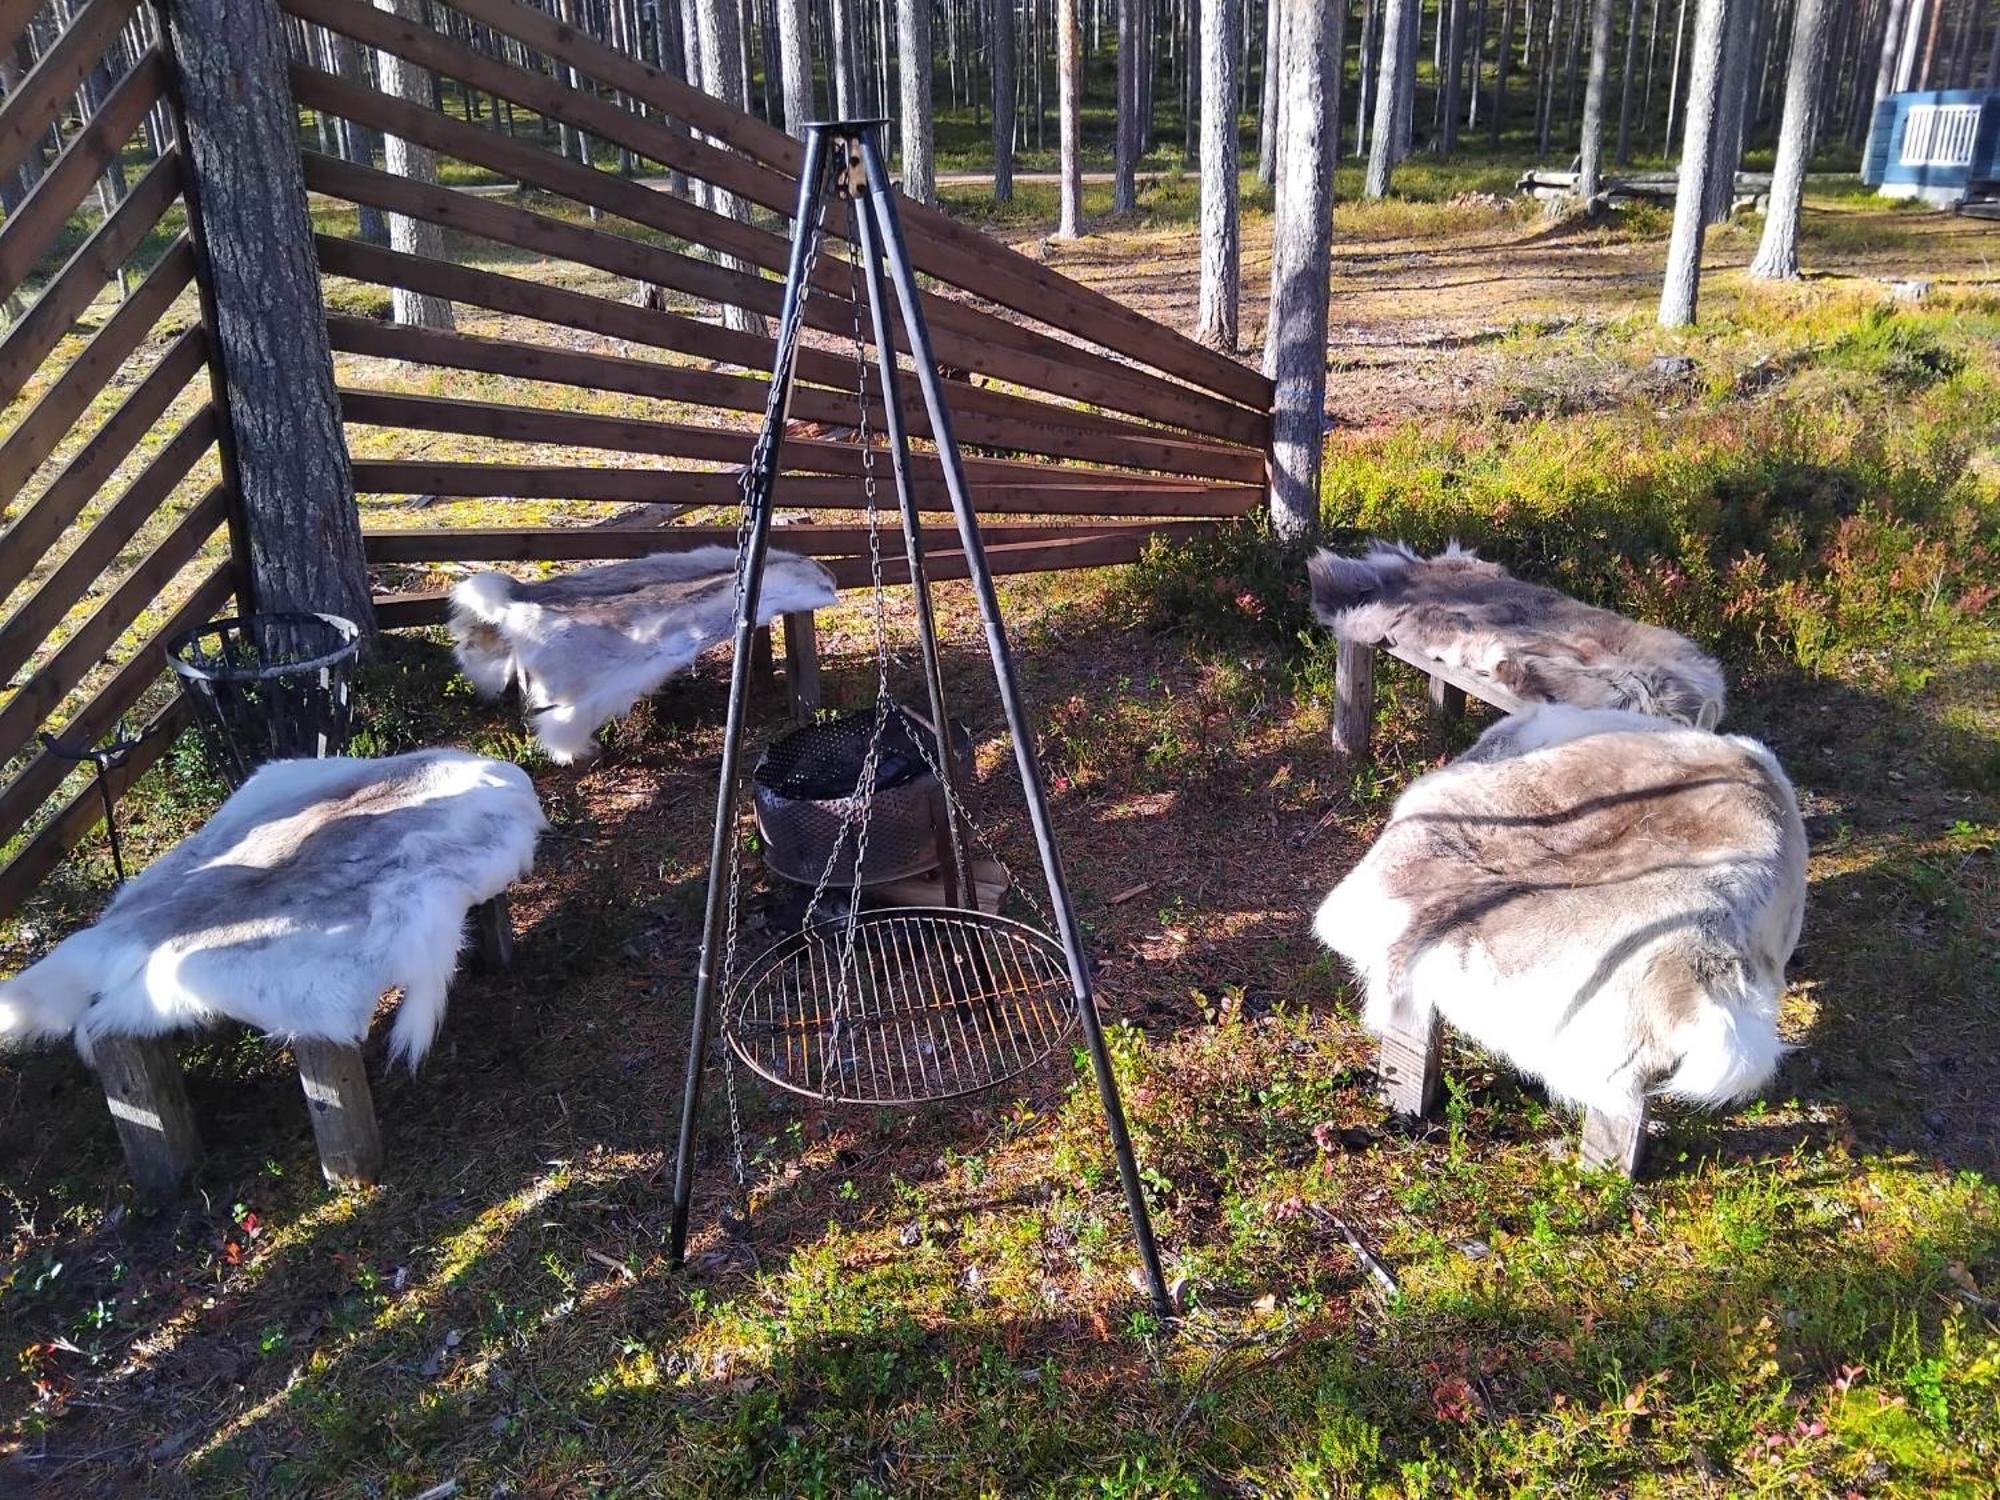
(723, 908), (1077, 1106)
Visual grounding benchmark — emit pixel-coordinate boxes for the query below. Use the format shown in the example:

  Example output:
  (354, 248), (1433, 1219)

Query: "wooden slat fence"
(0, 0), (237, 919)
(0, 0), (1275, 921)
(279, 0), (1270, 622)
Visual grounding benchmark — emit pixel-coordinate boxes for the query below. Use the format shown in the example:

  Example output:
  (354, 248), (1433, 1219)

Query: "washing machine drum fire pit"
(752, 702), (974, 887)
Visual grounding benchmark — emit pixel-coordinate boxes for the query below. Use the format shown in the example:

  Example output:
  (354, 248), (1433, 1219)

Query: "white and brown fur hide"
(1314, 705), (1806, 1122)
(0, 750), (545, 1067)
(1308, 541), (1726, 728)
(449, 546), (837, 763)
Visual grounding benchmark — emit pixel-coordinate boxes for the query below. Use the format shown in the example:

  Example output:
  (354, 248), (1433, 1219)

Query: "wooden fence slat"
(0, 326), (207, 601)
(360, 519), (1214, 562)
(0, 152), (183, 410)
(0, 50), (167, 303)
(291, 62), (1267, 448)
(0, 407), (216, 687)
(427, 0), (1273, 413)
(0, 0), (49, 59)
(0, 485), (226, 766)
(0, 563), (233, 855)
(367, 529), (1169, 630)
(0, 0), (144, 190)
(317, 236), (1198, 458)
(0, 240), (195, 510)
(0, 697), (189, 922)
(327, 319), (1267, 483)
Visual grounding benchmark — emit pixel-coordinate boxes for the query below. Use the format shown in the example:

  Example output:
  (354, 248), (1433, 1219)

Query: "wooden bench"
(1333, 639), (1649, 1175)
(1330, 637), (1528, 763)
(89, 894), (517, 1198)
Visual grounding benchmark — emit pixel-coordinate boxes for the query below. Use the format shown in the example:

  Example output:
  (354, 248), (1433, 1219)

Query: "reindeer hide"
(449, 547), (837, 763)
(0, 750), (546, 1067)
(1314, 706), (1806, 1120)
(1307, 541), (1726, 728)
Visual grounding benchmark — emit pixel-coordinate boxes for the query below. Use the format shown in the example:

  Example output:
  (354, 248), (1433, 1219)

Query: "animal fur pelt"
(0, 750), (545, 1068)
(449, 546), (838, 763)
(1313, 705), (1806, 1122)
(1307, 541), (1726, 728)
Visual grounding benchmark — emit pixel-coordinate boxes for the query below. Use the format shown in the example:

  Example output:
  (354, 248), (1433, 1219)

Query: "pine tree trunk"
(1355, 0), (1378, 155)
(1266, 0), (1340, 538)
(1703, 0), (1751, 222)
(370, 0), (455, 329)
(776, 0), (813, 136)
(1058, 0), (1084, 233)
(162, 0), (370, 626)
(1613, 0), (1641, 161)
(695, 0), (768, 333)
(1576, 0), (1614, 198)
(993, 0), (1017, 199)
(1440, 0), (1467, 150)
(829, 0), (862, 113)
(1365, 0), (1416, 193)
(1659, 0), (1728, 327)
(1489, 0), (1513, 140)
(1893, 0), (1924, 89)
(1662, 0), (1688, 152)
(1257, 0), (1281, 180)
(1116, 0), (1139, 209)
(1396, 0), (1418, 156)
(1750, 0), (1826, 279)
(896, 0), (933, 201)
(1467, 0), (1489, 129)
(1195, 0), (1238, 348)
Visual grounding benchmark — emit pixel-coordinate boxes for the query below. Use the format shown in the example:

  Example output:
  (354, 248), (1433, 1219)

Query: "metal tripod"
(665, 122), (1172, 1319)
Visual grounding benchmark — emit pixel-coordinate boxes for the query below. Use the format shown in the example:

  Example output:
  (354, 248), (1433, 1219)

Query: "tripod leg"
(856, 133), (1174, 1321)
(669, 128), (834, 1268)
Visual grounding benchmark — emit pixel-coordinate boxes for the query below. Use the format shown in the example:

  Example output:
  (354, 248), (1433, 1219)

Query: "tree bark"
(1356, 0), (1378, 155)
(163, 0), (370, 626)
(1662, 0), (1688, 152)
(993, 0), (1017, 200)
(1658, 0), (1728, 327)
(1614, 0), (1641, 161)
(369, 0), (454, 329)
(1439, 0), (1467, 151)
(1058, 0), (1083, 233)
(1750, 0), (1827, 280)
(695, 0), (769, 333)
(1365, 0), (1416, 194)
(1576, 0), (1614, 199)
(830, 0), (863, 113)
(775, 0), (813, 136)
(1266, 0), (1340, 539)
(1703, 0), (1752, 222)
(1893, 0), (1924, 90)
(1489, 0), (1513, 141)
(898, 0), (933, 202)
(1257, 0), (1281, 180)
(1115, 0), (1138, 210)
(1195, 0), (1238, 348)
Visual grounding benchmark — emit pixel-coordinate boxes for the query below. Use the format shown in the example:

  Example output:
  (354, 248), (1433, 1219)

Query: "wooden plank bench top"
(1332, 637), (1529, 763)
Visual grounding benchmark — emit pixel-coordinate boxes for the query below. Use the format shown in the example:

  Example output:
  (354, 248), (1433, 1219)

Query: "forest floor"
(2, 171), (1999, 1497)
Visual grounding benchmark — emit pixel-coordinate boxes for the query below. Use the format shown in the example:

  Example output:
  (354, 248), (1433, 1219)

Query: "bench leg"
(1377, 1010), (1442, 1118)
(1578, 1101), (1649, 1176)
(471, 893), (515, 971)
(1332, 639), (1377, 763)
(783, 610), (821, 724)
(1427, 672), (1466, 721)
(93, 1035), (202, 1199)
(295, 1040), (383, 1189)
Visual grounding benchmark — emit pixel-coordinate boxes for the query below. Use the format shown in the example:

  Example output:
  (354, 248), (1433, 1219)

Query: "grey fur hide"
(0, 750), (545, 1067)
(1307, 541), (1726, 728)
(449, 546), (838, 762)
(1314, 705), (1806, 1122)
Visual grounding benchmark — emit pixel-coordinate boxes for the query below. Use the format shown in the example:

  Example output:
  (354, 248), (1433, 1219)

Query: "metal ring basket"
(723, 907), (1079, 1106)
(752, 703), (974, 887)
(167, 611), (361, 789)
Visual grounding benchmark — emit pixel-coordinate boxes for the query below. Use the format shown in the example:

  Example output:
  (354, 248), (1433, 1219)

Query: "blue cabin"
(1863, 89), (2000, 207)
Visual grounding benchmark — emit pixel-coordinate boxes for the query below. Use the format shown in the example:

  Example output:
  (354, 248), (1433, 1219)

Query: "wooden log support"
(92, 1033), (202, 1199)
(471, 893), (514, 971)
(293, 1038), (383, 1188)
(1332, 638), (1377, 763)
(1377, 1010), (1443, 1118)
(1578, 1102), (1650, 1177)
(1427, 672), (1467, 721)
(749, 623), (774, 687)
(783, 611), (820, 723)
